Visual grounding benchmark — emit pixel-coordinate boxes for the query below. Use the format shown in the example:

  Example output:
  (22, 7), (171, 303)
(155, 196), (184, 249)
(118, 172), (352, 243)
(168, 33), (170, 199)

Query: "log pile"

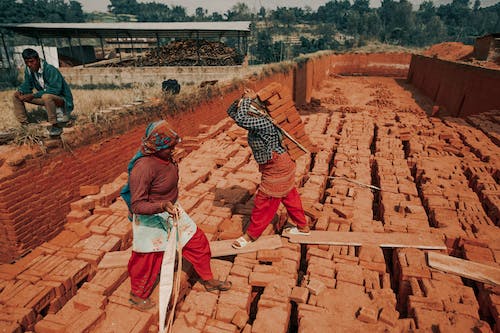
(108, 40), (243, 67)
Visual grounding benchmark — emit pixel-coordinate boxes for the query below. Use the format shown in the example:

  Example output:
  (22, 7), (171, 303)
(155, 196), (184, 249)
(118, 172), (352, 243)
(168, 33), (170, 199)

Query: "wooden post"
(77, 31), (85, 67)
(37, 36), (47, 60)
(67, 37), (73, 59)
(100, 37), (105, 60)
(116, 34), (122, 62)
(1, 32), (11, 68)
(156, 33), (160, 66)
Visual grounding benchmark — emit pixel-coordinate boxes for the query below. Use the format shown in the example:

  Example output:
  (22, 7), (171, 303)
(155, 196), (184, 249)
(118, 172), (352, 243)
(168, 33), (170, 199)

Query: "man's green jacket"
(18, 60), (74, 113)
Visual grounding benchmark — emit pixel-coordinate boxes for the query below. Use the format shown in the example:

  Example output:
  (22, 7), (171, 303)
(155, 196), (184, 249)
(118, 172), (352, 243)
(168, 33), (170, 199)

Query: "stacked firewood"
(110, 40), (243, 67)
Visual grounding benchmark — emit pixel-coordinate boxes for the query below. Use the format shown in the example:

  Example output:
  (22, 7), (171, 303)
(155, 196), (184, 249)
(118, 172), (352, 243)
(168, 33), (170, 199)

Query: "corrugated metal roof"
(0, 21), (252, 39)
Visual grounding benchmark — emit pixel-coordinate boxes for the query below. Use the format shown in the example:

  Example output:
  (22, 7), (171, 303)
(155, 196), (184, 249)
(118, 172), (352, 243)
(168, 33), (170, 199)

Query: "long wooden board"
(427, 252), (500, 286)
(210, 235), (283, 257)
(284, 231), (446, 250)
(97, 235), (283, 268)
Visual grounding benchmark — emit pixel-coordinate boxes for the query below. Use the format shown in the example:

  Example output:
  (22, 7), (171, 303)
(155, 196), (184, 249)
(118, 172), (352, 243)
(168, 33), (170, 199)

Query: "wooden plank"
(284, 231), (446, 250)
(427, 252), (500, 286)
(210, 235), (283, 257)
(97, 249), (131, 269)
(98, 235), (283, 267)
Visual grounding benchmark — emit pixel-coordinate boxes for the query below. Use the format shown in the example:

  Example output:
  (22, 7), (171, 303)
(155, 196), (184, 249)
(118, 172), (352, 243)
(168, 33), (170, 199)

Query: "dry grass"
(350, 42), (423, 54)
(0, 83), (160, 131)
(0, 65), (294, 144)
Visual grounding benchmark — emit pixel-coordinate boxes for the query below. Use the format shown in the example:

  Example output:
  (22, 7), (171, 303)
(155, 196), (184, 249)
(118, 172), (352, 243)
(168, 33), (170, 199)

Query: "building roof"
(0, 21), (252, 39)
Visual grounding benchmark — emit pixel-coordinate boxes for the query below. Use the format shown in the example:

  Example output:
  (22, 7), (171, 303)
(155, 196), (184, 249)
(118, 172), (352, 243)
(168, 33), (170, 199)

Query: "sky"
(78, 0), (496, 14)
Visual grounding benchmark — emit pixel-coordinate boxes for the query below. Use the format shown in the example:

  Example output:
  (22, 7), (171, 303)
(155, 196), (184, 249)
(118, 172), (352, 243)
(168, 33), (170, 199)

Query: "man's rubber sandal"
(129, 294), (155, 311)
(283, 226), (311, 236)
(202, 280), (232, 292)
(232, 236), (253, 249)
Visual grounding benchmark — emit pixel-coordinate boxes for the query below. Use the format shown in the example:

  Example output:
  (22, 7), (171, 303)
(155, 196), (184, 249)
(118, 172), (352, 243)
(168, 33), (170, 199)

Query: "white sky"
(77, 0), (483, 14)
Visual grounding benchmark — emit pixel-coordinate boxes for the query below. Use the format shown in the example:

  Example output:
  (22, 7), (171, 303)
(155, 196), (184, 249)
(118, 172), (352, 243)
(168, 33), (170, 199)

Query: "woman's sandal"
(232, 235), (253, 249)
(129, 293), (155, 311)
(201, 279), (232, 292)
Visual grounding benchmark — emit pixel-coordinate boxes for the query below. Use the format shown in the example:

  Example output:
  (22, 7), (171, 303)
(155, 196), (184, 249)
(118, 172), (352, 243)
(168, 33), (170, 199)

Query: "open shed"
(0, 21), (251, 67)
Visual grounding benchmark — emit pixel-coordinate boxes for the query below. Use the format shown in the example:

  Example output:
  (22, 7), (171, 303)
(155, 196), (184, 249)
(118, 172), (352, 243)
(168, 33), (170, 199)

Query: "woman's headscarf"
(141, 120), (181, 155)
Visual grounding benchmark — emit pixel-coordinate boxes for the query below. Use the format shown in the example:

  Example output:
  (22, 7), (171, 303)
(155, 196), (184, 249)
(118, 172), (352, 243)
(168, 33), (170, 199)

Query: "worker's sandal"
(129, 293), (155, 311)
(232, 235), (253, 249)
(283, 226), (311, 236)
(201, 279), (232, 292)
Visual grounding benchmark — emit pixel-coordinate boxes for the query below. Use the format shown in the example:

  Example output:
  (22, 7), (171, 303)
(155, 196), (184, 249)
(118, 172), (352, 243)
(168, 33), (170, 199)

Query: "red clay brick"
(70, 198), (95, 212)
(65, 308), (104, 332)
(79, 185), (100, 197)
(231, 309), (249, 329)
(379, 307), (399, 327)
(306, 278), (326, 296)
(290, 286), (309, 304)
(357, 306), (378, 323)
(34, 319), (66, 333)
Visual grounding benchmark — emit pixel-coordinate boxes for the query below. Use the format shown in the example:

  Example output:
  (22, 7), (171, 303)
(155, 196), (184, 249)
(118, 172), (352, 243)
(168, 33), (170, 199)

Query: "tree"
(379, 0), (415, 44)
(252, 30), (277, 63)
(210, 12), (224, 21)
(0, 0), (21, 23)
(108, 0), (140, 15)
(194, 7), (207, 21)
(67, 1), (84, 22)
(314, 0), (351, 31)
(258, 7), (266, 20)
(170, 6), (188, 22)
(225, 2), (253, 21)
(352, 0), (370, 15)
(414, 1), (447, 46)
(437, 0), (473, 41)
(273, 7), (297, 27)
(363, 12), (382, 38)
(417, 1), (437, 22)
(473, 0), (481, 11)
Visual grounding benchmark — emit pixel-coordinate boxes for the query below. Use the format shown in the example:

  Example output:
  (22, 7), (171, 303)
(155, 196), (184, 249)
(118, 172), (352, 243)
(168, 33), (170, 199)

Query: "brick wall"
(60, 65), (266, 87)
(294, 53), (411, 105)
(329, 53), (411, 77)
(408, 55), (500, 117)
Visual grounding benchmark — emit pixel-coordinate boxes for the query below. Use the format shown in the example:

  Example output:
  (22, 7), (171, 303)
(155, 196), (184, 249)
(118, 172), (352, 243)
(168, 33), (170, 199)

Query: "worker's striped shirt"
(227, 97), (285, 164)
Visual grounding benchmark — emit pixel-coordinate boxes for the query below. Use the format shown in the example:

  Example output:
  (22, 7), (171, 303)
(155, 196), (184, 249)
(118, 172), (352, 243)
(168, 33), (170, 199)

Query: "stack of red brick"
(374, 113), (430, 234)
(0, 173), (137, 332)
(321, 112), (381, 232)
(394, 247), (490, 332)
(256, 82), (315, 160)
(465, 162), (499, 225)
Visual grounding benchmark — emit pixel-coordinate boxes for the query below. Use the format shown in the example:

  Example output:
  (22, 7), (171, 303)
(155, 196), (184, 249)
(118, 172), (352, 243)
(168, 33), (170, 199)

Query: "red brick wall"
(408, 55), (500, 117)
(0, 72), (294, 263)
(294, 53), (411, 105)
(329, 53), (411, 77)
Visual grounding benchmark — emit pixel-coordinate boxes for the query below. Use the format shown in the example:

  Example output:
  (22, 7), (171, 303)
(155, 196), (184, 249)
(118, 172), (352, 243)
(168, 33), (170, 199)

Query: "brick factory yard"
(0, 62), (498, 332)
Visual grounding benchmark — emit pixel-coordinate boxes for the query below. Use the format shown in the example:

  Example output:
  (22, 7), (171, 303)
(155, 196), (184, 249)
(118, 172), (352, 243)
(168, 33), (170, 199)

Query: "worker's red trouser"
(128, 227), (213, 299)
(246, 187), (307, 240)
